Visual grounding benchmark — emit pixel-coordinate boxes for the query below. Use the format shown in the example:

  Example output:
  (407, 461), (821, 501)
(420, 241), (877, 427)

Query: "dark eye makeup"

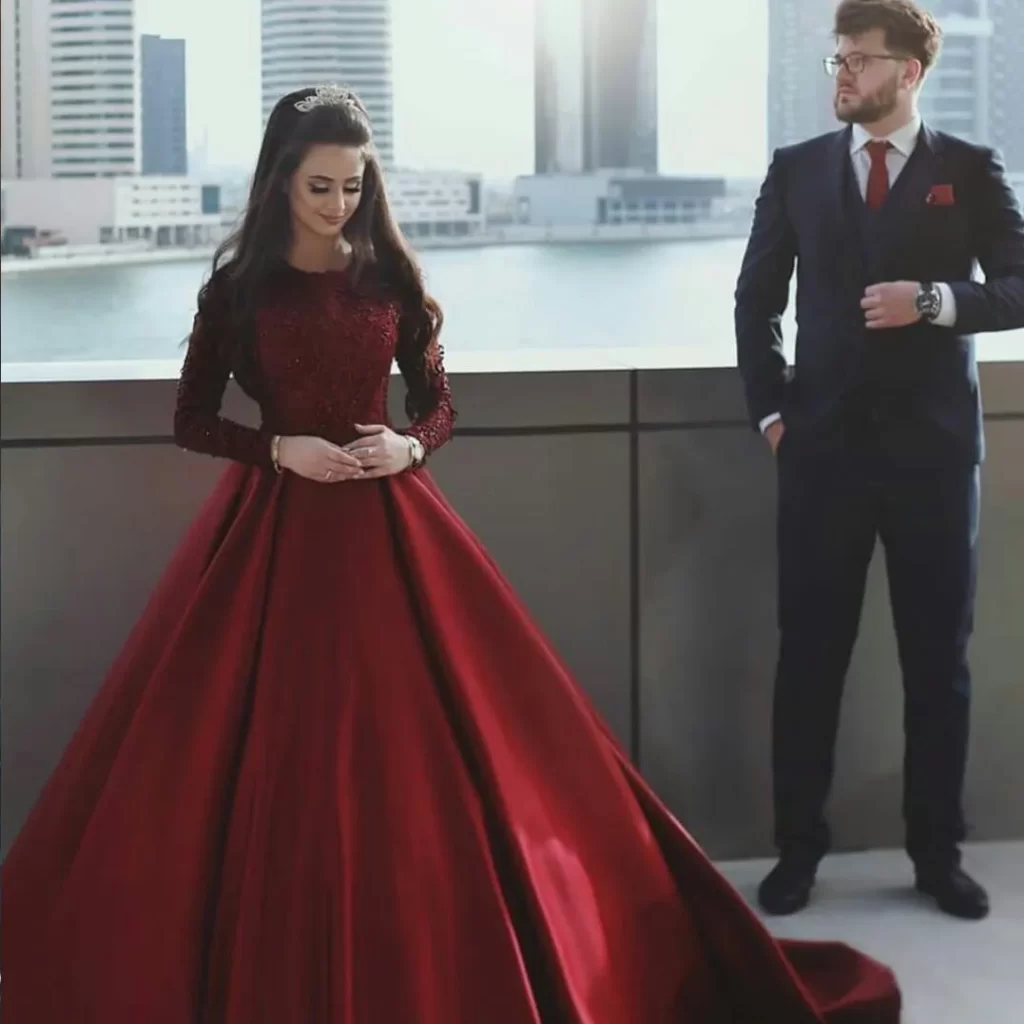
(308, 178), (362, 196)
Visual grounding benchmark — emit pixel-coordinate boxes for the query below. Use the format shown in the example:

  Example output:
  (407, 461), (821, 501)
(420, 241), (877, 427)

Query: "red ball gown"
(2, 266), (901, 1022)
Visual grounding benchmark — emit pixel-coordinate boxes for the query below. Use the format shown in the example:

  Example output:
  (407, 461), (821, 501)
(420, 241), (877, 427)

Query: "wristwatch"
(915, 282), (942, 322)
(406, 435), (425, 468)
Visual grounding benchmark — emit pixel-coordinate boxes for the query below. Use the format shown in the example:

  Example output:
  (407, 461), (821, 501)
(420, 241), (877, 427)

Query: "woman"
(2, 87), (902, 1023)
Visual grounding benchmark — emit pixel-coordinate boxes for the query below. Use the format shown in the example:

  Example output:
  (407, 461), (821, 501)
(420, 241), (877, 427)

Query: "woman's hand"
(343, 424), (413, 479)
(277, 436), (365, 483)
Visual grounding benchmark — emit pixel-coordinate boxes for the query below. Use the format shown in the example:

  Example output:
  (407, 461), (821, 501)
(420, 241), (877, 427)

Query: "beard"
(834, 75), (900, 124)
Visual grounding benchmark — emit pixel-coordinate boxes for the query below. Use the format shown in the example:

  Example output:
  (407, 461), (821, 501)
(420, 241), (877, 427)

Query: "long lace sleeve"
(173, 293), (275, 468)
(395, 324), (456, 457)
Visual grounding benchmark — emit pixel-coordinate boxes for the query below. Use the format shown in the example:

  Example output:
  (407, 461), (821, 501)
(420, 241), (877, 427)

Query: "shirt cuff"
(932, 283), (957, 327)
(759, 412), (782, 433)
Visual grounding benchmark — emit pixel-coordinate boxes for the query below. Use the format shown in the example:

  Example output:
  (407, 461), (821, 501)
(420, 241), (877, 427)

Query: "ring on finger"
(324, 470), (333, 481)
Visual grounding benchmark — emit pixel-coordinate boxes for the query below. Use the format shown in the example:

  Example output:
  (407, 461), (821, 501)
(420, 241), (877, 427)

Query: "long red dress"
(1, 265), (901, 1023)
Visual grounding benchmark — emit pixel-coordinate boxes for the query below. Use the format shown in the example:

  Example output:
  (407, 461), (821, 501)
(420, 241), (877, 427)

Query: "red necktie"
(865, 140), (892, 210)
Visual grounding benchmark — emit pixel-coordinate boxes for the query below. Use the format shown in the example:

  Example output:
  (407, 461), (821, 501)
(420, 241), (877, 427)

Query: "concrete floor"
(717, 841), (1023, 1024)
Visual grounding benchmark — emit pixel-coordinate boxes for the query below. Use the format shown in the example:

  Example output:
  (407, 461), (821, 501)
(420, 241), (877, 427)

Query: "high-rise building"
(261, 0), (394, 166)
(920, 0), (991, 143)
(534, 0), (658, 174)
(535, 0), (585, 174)
(141, 34), (187, 176)
(988, 0), (1024, 173)
(1, 0), (140, 180)
(0, 0), (21, 179)
(921, 1), (1024, 170)
(767, 0), (836, 156)
(768, 0), (1022, 169)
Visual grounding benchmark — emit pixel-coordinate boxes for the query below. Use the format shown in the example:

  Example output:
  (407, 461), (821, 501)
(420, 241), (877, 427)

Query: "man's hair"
(834, 0), (943, 74)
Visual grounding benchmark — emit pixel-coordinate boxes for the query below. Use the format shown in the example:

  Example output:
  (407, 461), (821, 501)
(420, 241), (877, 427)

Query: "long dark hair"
(200, 86), (443, 387)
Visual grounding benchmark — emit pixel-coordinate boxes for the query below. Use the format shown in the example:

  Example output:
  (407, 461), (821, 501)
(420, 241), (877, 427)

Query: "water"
(2, 239), (1021, 365)
(0, 240), (752, 365)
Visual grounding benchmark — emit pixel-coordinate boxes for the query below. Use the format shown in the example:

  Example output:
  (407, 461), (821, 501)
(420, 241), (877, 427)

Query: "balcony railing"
(2, 350), (1023, 864)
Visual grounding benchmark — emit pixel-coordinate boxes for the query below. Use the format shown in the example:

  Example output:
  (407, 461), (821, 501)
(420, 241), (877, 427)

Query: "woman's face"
(288, 143), (365, 241)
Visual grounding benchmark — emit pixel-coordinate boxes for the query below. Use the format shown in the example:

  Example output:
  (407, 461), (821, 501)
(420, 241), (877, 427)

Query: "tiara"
(294, 84), (360, 114)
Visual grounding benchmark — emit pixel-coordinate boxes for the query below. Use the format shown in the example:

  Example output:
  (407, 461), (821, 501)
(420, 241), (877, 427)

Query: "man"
(735, 0), (1024, 921)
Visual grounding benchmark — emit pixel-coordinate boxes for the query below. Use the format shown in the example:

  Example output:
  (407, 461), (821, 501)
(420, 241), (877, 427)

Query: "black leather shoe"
(915, 866), (990, 920)
(758, 858), (816, 916)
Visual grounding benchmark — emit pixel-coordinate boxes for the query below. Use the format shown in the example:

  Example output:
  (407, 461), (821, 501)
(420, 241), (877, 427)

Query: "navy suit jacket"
(735, 124), (1024, 466)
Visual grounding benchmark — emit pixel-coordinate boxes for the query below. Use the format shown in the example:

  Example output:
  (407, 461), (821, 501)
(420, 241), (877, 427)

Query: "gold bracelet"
(270, 435), (283, 474)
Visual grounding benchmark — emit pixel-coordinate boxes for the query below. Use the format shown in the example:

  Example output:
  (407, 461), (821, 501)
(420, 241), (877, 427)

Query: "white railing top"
(3, 335), (1024, 385)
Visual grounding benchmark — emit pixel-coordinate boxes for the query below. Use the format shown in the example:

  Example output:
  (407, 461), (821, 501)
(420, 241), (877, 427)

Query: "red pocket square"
(926, 184), (955, 206)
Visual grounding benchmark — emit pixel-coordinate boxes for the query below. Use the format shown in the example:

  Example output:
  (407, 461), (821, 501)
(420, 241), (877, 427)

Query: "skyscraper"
(141, 35), (187, 176)
(768, 0), (1022, 168)
(988, 0), (1024, 173)
(919, 0), (991, 143)
(1, 0), (139, 180)
(922, 0), (1024, 172)
(767, 0), (837, 156)
(261, 0), (394, 166)
(534, 0), (658, 175)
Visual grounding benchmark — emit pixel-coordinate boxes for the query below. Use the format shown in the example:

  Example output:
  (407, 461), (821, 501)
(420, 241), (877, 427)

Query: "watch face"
(917, 287), (939, 317)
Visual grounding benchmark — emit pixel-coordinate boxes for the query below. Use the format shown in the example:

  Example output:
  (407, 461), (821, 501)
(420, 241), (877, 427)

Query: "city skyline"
(138, 0), (773, 179)
(768, 0), (1024, 161)
(5, 0), (1014, 187)
(261, 0), (395, 166)
(2, 0), (141, 179)
(142, 34), (188, 176)
(535, 0), (659, 175)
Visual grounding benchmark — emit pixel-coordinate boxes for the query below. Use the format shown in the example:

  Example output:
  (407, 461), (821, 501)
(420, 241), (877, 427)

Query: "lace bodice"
(173, 266), (455, 469)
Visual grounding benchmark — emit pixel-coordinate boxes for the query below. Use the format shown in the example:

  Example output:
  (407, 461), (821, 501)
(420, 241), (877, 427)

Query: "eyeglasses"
(823, 53), (906, 76)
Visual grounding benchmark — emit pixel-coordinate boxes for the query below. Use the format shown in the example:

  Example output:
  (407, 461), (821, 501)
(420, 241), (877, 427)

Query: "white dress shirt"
(759, 114), (958, 434)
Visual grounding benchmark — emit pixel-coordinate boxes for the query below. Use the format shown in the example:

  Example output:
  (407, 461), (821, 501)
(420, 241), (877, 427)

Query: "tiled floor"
(717, 841), (1023, 1023)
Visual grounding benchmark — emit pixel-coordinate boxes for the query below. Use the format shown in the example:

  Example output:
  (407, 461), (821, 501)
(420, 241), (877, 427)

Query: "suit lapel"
(826, 126), (866, 283)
